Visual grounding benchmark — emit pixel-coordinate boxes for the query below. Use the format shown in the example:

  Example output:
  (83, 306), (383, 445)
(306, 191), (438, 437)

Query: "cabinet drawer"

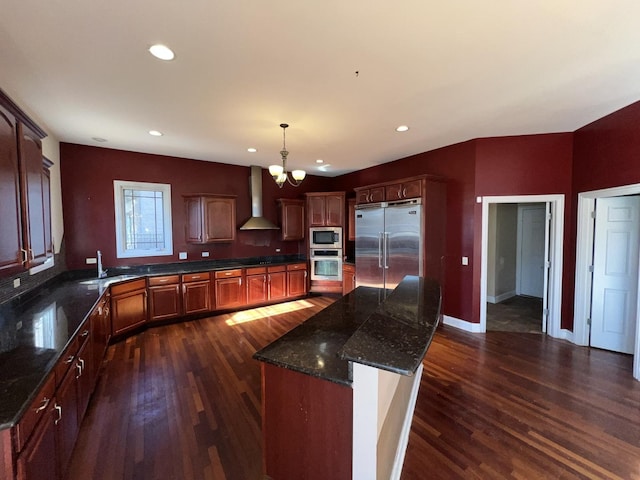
(267, 265), (286, 273)
(287, 263), (307, 271)
(343, 263), (355, 273)
(246, 266), (267, 275)
(110, 278), (146, 296)
(182, 272), (210, 283)
(148, 274), (180, 286)
(14, 373), (56, 452)
(214, 269), (243, 279)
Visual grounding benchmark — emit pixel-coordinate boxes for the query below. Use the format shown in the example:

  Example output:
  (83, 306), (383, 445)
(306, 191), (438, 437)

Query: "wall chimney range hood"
(239, 166), (280, 230)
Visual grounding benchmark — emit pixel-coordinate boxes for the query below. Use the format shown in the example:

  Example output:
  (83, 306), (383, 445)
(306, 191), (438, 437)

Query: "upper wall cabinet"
(0, 91), (51, 276)
(355, 176), (425, 205)
(184, 194), (237, 243)
(277, 198), (304, 241)
(305, 192), (345, 227)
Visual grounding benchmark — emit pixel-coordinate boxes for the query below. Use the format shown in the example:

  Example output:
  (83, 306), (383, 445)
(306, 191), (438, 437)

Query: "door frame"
(574, 183), (640, 380)
(480, 195), (565, 338)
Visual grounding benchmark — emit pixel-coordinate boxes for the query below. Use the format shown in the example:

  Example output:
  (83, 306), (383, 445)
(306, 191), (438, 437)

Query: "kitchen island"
(253, 275), (441, 480)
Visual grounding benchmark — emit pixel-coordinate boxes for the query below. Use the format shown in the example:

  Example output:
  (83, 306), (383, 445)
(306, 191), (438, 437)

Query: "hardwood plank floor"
(68, 298), (640, 480)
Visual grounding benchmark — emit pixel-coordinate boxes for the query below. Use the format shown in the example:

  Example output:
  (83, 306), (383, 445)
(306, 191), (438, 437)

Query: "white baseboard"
(443, 315), (484, 333)
(486, 290), (516, 304)
(558, 329), (574, 343)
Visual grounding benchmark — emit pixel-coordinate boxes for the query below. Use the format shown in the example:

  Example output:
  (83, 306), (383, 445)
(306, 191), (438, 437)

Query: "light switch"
(86, 257), (97, 264)
(461, 256), (469, 266)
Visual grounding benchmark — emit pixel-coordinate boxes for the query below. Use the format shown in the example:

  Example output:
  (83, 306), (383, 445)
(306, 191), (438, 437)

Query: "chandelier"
(268, 123), (306, 188)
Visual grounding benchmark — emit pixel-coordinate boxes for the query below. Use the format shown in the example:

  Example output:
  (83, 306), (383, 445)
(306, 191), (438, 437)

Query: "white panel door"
(519, 205), (546, 298)
(591, 196), (640, 354)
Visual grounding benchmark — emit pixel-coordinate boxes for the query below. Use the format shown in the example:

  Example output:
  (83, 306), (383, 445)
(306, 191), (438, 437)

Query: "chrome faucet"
(97, 250), (107, 278)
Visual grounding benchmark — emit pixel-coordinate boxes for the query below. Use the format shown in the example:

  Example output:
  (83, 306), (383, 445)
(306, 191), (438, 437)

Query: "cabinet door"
(76, 334), (93, 423)
(268, 271), (287, 301)
(204, 197), (236, 242)
(42, 165), (53, 258)
(111, 289), (147, 337)
(185, 196), (204, 243)
(215, 277), (245, 309)
(0, 106), (24, 275)
(247, 274), (268, 305)
(385, 183), (403, 201)
(324, 195), (344, 227)
(287, 270), (307, 297)
(401, 179), (422, 199)
(369, 187), (385, 203)
(280, 200), (304, 241)
(149, 284), (181, 321)
(56, 367), (79, 478)
(307, 196), (326, 227)
(183, 280), (211, 314)
(16, 404), (57, 480)
(348, 199), (356, 241)
(19, 124), (48, 267)
(342, 266), (356, 295)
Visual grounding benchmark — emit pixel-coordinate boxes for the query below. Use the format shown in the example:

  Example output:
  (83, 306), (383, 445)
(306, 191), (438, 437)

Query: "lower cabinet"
(15, 401), (57, 480)
(214, 269), (245, 309)
(287, 263), (308, 297)
(246, 267), (268, 305)
(148, 275), (181, 322)
(182, 272), (211, 314)
(111, 279), (147, 337)
(268, 266), (287, 301)
(343, 264), (356, 295)
(55, 363), (79, 477)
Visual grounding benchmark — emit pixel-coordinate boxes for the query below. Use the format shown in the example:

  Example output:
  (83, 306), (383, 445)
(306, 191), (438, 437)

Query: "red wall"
(475, 133), (574, 328)
(60, 144), (331, 270)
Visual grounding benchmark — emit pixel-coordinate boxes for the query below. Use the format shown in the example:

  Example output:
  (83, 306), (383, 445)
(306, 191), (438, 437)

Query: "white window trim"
(113, 180), (173, 259)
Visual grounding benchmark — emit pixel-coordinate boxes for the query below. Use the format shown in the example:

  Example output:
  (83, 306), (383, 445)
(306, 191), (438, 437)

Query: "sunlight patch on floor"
(225, 299), (316, 326)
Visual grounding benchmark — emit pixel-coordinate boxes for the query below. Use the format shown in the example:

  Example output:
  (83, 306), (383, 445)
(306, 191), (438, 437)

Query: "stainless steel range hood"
(239, 166), (280, 230)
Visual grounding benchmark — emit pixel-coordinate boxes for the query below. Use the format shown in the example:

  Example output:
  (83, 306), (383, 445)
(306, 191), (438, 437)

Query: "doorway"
(480, 195), (564, 338)
(574, 185), (640, 380)
(486, 203), (546, 333)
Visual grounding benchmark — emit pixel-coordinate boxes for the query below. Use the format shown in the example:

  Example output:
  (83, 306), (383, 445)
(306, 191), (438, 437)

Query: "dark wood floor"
(68, 297), (640, 480)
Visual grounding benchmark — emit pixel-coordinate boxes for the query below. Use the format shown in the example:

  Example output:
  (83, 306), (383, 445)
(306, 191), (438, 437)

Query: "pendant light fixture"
(268, 123), (306, 188)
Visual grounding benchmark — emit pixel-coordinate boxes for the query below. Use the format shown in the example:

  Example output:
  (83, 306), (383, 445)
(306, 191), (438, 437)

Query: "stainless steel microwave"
(309, 227), (342, 249)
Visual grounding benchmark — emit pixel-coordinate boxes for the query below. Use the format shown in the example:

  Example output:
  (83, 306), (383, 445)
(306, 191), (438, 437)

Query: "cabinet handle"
(239, 278), (242, 286)
(304, 271), (308, 278)
(159, 279), (168, 283)
(225, 271), (232, 276)
(54, 404), (62, 425)
(20, 249), (28, 265)
(81, 329), (89, 338)
(263, 275), (266, 285)
(65, 355), (74, 364)
(402, 187), (407, 198)
(191, 275), (201, 280)
(34, 397), (50, 413)
(76, 358), (85, 378)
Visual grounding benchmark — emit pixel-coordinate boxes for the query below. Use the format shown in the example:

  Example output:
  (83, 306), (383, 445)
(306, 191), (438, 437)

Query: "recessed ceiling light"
(396, 125), (409, 132)
(247, 147), (257, 153)
(149, 44), (175, 61)
(92, 137), (107, 143)
(149, 130), (163, 137)
(316, 159), (324, 164)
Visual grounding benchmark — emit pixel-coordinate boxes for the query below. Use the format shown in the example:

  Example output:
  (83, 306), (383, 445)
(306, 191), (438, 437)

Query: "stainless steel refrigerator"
(355, 199), (423, 290)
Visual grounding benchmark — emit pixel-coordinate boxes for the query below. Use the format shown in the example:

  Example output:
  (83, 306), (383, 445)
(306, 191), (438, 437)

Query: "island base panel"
(261, 363), (352, 480)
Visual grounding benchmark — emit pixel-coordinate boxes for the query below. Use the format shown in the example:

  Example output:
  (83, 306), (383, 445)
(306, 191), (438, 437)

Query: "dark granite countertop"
(0, 254), (305, 430)
(253, 276), (441, 386)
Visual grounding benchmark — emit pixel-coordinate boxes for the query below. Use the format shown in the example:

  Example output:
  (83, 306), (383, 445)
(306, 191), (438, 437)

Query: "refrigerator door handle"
(378, 232), (383, 268)
(384, 232), (390, 269)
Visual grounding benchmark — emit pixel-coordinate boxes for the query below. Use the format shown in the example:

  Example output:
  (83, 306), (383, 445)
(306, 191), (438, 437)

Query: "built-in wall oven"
(310, 249), (343, 281)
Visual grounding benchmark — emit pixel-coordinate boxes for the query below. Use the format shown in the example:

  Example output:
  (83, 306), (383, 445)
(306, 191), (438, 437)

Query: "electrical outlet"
(275, 248), (281, 253)
(13, 278), (20, 288)
(461, 256), (469, 266)
(179, 252), (187, 260)
(201, 252), (210, 257)
(86, 257), (97, 264)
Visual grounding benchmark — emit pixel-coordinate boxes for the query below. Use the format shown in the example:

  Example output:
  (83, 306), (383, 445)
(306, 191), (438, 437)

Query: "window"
(114, 180), (173, 258)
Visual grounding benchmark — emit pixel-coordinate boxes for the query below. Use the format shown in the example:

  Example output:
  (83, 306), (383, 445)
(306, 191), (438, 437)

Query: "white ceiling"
(2, 1), (640, 177)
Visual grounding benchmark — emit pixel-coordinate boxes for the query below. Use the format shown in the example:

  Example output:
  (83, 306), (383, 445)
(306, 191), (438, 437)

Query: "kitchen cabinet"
(15, 374), (57, 480)
(182, 272), (211, 315)
(342, 264), (356, 295)
(55, 362), (79, 477)
(305, 192), (345, 227)
(267, 266), (287, 301)
(355, 186), (384, 205)
(214, 269), (245, 309)
(347, 199), (356, 241)
(384, 178), (422, 201)
(148, 275), (182, 322)
(111, 278), (147, 337)
(246, 267), (268, 305)
(75, 330), (93, 424)
(286, 263), (307, 297)
(277, 198), (304, 241)
(0, 92), (50, 277)
(90, 292), (111, 386)
(184, 194), (236, 243)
